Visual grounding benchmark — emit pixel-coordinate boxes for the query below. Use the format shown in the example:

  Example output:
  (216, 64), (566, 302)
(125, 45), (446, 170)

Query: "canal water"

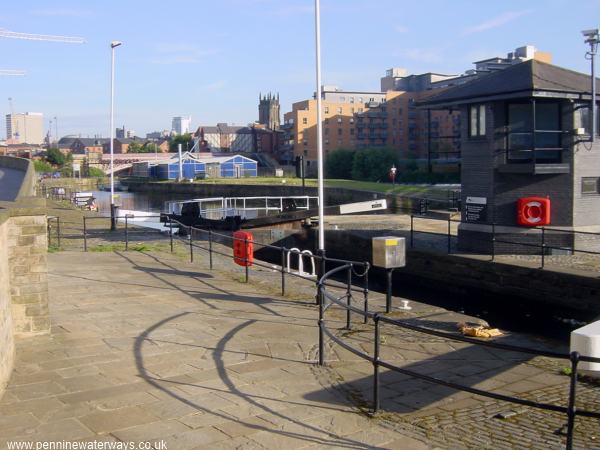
(92, 188), (584, 341)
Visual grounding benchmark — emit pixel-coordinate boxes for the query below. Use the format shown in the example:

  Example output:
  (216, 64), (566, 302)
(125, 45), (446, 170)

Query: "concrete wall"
(0, 214), (15, 398)
(261, 227), (600, 319)
(0, 155), (36, 199)
(0, 194), (49, 401)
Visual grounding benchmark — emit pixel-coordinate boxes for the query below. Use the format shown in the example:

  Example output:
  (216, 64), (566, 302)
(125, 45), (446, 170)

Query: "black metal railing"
(317, 264), (600, 450)
(408, 214), (600, 270)
(44, 212), (600, 448)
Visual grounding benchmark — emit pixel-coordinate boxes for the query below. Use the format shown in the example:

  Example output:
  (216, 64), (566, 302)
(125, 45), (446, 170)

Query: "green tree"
(325, 148), (355, 179)
(34, 160), (53, 173)
(143, 143), (158, 153)
(351, 147), (397, 182)
(46, 148), (66, 166)
(169, 134), (193, 152)
(127, 141), (143, 153)
(87, 167), (105, 178)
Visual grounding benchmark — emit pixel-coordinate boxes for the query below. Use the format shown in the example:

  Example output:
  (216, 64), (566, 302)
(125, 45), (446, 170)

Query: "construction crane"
(0, 28), (85, 44)
(0, 69), (25, 76)
(0, 28), (85, 75)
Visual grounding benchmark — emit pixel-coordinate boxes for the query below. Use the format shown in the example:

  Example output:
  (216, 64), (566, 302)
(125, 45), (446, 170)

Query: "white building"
(5, 112), (44, 145)
(172, 116), (192, 135)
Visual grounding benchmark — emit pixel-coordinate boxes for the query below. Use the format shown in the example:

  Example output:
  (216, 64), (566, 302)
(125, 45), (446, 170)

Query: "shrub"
(325, 148), (355, 179)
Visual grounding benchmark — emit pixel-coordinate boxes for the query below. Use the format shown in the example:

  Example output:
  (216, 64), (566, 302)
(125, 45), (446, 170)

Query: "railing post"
(125, 216), (129, 251)
(56, 217), (61, 249)
(566, 351), (580, 450)
(346, 265), (352, 330)
(83, 216), (88, 252)
(318, 281), (325, 366)
(47, 219), (52, 248)
(410, 215), (414, 248)
(363, 264), (369, 325)
(316, 250), (326, 305)
(385, 268), (393, 313)
(244, 237), (249, 283)
(169, 219), (173, 253)
(491, 223), (496, 262)
(280, 247), (286, 296)
(447, 217), (451, 254)
(541, 227), (546, 269)
(373, 313), (381, 413)
(208, 229), (213, 270)
(189, 227), (193, 263)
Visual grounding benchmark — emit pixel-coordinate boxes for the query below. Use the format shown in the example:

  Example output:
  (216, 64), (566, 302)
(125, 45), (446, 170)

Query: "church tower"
(258, 92), (281, 130)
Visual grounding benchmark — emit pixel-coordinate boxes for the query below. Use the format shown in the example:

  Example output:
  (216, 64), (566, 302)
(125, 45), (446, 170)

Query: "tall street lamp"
(583, 29), (599, 142)
(314, 0), (325, 258)
(109, 40), (122, 231)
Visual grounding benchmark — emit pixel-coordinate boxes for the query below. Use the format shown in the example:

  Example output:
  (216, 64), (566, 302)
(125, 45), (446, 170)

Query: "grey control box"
(372, 236), (406, 269)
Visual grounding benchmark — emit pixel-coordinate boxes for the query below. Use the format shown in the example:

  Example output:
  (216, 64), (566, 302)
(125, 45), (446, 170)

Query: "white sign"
(466, 196), (487, 205)
(72, 163), (81, 172)
(339, 199), (387, 215)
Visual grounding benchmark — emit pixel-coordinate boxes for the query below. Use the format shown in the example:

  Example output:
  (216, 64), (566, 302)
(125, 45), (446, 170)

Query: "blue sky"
(0, 0), (598, 139)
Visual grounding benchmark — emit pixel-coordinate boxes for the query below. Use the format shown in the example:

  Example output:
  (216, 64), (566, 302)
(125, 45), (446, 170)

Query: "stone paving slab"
(0, 251), (429, 450)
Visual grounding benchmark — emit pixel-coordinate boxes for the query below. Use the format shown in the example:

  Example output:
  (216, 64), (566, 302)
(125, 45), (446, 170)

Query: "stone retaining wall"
(0, 215), (15, 397)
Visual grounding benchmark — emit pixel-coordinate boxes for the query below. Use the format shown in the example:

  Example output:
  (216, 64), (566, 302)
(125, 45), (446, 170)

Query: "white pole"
(178, 143), (183, 180)
(315, 0), (325, 253)
(109, 41), (121, 230)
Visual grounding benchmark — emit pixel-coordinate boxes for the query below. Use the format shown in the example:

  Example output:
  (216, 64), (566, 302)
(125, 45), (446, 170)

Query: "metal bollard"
(125, 216), (129, 251)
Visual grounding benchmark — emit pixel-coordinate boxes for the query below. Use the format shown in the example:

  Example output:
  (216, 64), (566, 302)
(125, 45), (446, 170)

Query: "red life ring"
(517, 197), (550, 227)
(233, 230), (254, 266)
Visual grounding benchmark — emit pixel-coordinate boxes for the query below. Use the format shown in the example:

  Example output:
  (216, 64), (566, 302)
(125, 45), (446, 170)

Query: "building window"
(302, 117), (307, 125)
(324, 106), (329, 114)
(337, 128), (342, 136)
(469, 104), (486, 138)
(358, 108), (363, 113)
(324, 118), (329, 125)
(582, 177), (600, 195)
(349, 118), (354, 124)
(350, 97), (354, 104)
(337, 118), (342, 124)
(303, 140), (308, 146)
(304, 149), (308, 156)
(325, 128), (329, 135)
(325, 139), (329, 145)
(358, 97), (363, 103)
(340, 97), (345, 102)
(350, 128), (354, 135)
(337, 107), (342, 114)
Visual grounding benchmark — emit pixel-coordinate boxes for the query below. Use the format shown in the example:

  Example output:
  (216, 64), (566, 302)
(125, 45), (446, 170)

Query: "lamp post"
(390, 164), (397, 186)
(583, 29), (599, 142)
(315, 0), (325, 257)
(109, 40), (122, 231)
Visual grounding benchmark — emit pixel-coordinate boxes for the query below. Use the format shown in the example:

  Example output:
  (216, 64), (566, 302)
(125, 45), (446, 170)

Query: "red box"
(516, 197), (551, 227)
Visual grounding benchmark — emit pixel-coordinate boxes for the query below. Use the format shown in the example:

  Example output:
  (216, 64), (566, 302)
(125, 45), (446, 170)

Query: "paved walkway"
(0, 251), (428, 449)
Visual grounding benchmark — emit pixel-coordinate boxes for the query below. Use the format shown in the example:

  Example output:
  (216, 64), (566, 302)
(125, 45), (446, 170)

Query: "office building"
(5, 113), (44, 145)
(172, 116), (192, 135)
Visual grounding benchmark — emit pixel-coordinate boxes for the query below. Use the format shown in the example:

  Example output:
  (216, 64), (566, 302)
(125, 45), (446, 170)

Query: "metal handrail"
(317, 265), (600, 450)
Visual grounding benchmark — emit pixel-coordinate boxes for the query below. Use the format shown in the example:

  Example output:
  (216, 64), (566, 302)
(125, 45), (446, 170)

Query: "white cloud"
(149, 43), (219, 65)
(30, 9), (92, 17)
(203, 80), (227, 91)
(396, 48), (444, 64)
(395, 25), (409, 33)
(463, 10), (532, 35)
